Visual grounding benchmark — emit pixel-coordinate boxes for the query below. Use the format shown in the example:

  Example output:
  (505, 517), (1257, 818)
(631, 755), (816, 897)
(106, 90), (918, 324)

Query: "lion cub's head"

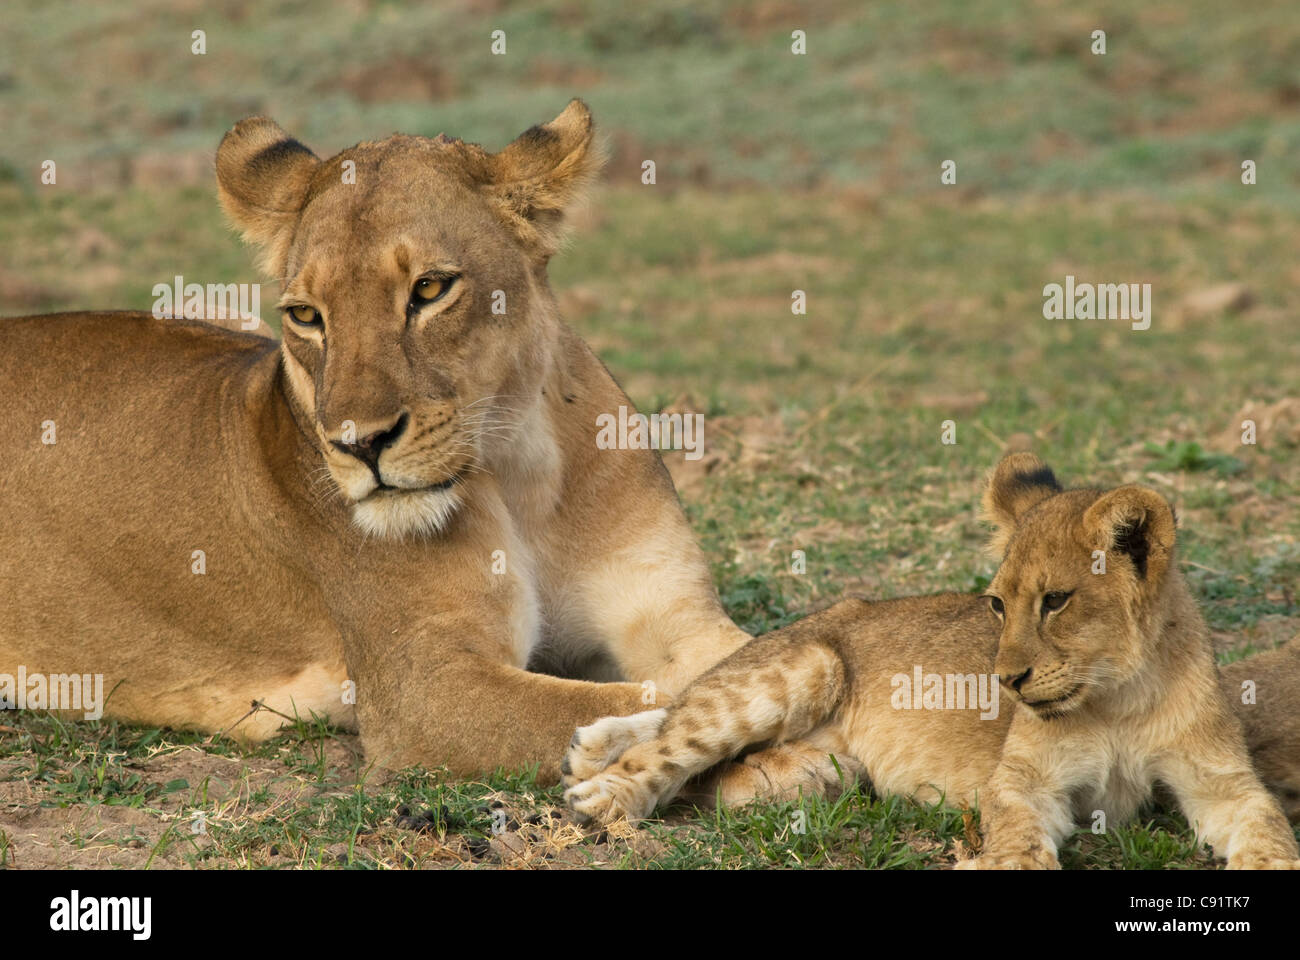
(980, 453), (1178, 718)
(215, 100), (604, 538)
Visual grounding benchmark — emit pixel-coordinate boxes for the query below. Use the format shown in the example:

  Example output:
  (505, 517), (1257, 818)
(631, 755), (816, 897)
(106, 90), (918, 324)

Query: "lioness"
(562, 453), (1300, 868)
(0, 101), (750, 778)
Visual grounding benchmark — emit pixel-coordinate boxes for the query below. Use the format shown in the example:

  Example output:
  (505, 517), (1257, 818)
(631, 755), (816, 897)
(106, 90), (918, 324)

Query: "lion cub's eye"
(411, 276), (453, 304)
(987, 596), (1005, 617)
(286, 305), (321, 327)
(1042, 591), (1072, 614)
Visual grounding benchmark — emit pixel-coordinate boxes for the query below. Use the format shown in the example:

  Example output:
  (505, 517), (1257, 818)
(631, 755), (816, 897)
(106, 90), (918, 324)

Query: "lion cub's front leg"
(957, 729), (1084, 870)
(1159, 733), (1300, 870)
(564, 637), (847, 825)
(958, 781), (1071, 870)
(680, 738), (864, 810)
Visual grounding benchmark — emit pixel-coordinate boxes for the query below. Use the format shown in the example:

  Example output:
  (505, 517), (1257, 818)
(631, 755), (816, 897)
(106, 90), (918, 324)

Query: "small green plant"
(1143, 440), (1244, 475)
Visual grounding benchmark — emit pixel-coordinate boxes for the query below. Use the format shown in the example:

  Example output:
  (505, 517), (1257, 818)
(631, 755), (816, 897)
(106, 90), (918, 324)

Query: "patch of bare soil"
(658, 396), (790, 498)
(0, 736), (363, 869)
(1216, 397), (1300, 452)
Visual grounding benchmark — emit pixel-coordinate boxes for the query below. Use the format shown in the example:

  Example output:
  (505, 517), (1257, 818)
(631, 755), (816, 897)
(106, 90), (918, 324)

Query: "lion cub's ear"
(1082, 486), (1176, 588)
(981, 452), (1062, 557)
(216, 118), (320, 278)
(479, 98), (606, 260)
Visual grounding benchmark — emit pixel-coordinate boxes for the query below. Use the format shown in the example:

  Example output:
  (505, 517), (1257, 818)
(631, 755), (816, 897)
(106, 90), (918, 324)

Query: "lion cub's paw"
(564, 772), (657, 826)
(1227, 856), (1300, 870)
(954, 850), (1060, 870)
(560, 709), (667, 789)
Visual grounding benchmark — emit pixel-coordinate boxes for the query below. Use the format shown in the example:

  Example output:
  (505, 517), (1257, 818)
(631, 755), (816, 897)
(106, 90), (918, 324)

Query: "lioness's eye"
(412, 276), (452, 304)
(1042, 591), (1072, 613)
(286, 305), (321, 326)
(987, 596), (1005, 617)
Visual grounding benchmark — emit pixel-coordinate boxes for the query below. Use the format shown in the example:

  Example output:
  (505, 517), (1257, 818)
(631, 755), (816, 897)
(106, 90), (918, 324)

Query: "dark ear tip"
(991, 452), (1060, 492)
(216, 119), (317, 189)
(1018, 463), (1060, 491)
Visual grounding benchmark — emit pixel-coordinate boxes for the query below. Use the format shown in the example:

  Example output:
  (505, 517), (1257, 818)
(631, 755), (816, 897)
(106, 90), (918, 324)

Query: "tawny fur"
(1220, 639), (1300, 822)
(563, 453), (1300, 869)
(0, 101), (750, 779)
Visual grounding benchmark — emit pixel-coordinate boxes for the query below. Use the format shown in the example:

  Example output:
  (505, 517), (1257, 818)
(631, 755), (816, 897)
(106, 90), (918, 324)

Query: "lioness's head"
(980, 453), (1178, 718)
(216, 100), (604, 537)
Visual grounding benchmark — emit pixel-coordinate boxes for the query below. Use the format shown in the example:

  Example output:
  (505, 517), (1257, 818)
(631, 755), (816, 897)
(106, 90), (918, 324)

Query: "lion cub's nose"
(331, 412), (409, 470)
(1007, 667), (1032, 692)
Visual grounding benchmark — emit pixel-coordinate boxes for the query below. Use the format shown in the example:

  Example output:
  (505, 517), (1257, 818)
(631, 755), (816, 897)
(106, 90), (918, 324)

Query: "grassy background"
(1, 0), (1298, 868)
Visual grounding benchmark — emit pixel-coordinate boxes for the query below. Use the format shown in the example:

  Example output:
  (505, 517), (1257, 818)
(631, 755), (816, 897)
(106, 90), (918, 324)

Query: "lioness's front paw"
(560, 709), (667, 789)
(564, 772), (657, 826)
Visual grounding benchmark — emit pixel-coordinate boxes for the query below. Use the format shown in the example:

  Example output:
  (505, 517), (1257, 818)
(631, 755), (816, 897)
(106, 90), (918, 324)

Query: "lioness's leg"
(561, 533), (752, 697)
(1160, 744), (1300, 869)
(530, 338), (751, 697)
(349, 650), (652, 783)
(564, 637), (846, 824)
(680, 738), (864, 810)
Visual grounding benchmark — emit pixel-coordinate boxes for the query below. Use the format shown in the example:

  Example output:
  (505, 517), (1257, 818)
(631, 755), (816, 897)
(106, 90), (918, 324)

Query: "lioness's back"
(3, 311), (282, 484)
(0, 310), (316, 703)
(2, 310), (277, 397)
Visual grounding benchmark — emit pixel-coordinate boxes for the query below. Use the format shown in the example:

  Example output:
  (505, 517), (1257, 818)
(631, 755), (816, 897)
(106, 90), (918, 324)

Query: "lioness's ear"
(981, 452), (1062, 557)
(216, 117), (320, 278)
(1082, 486), (1176, 586)
(480, 98), (606, 259)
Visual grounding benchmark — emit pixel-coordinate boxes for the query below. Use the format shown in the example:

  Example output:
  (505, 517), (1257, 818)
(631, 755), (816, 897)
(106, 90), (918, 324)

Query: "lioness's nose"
(331, 412), (408, 470)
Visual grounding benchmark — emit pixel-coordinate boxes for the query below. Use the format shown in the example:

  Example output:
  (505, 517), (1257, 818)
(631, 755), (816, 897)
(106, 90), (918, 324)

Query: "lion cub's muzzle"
(999, 664), (1087, 718)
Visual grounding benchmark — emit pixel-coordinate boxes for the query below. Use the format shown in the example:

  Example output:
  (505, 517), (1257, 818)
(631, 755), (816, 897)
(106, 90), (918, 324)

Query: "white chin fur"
(351, 487), (462, 539)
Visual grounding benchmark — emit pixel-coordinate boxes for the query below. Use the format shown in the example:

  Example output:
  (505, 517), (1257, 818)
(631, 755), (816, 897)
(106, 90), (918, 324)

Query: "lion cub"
(563, 454), (1300, 869)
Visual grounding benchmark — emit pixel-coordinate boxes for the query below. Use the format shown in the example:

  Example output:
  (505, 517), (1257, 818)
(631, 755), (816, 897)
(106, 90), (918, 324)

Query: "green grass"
(4, 0), (1300, 202)
(7, 710), (1290, 869)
